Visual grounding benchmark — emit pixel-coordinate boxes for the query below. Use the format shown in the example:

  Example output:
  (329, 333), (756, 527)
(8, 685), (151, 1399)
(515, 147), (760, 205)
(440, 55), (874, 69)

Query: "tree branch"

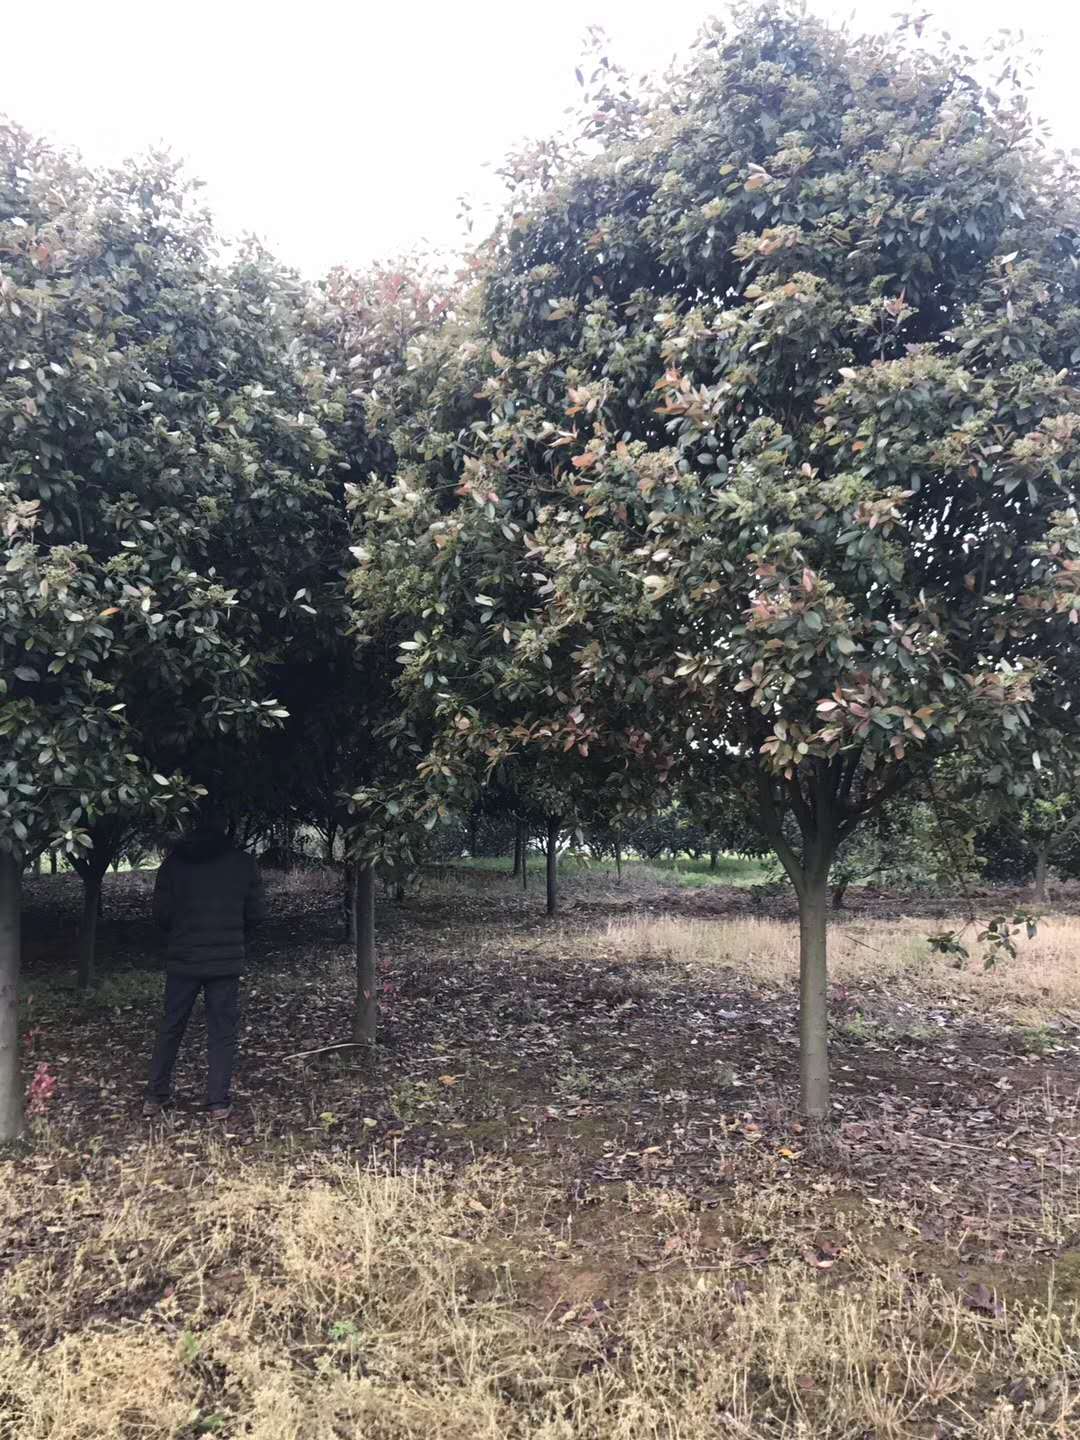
(836, 763), (913, 843)
(837, 749), (861, 808)
(756, 771), (805, 898)
(785, 771), (814, 838)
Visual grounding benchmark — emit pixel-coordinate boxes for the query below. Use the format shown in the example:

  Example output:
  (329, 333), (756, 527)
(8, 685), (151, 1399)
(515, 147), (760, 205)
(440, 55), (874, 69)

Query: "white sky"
(4, 0), (1078, 277)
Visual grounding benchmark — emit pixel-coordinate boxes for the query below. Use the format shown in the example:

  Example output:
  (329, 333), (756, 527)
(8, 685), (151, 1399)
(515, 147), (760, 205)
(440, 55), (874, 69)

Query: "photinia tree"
(1, 121), (345, 986)
(0, 492), (198, 1136)
(978, 750), (1080, 901)
(360, 4), (1080, 1117)
(345, 261), (677, 895)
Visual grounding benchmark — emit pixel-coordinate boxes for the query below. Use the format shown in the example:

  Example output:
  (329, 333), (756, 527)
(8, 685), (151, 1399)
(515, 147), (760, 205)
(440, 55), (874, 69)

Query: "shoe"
(207, 1105), (232, 1122)
(143, 1098), (171, 1117)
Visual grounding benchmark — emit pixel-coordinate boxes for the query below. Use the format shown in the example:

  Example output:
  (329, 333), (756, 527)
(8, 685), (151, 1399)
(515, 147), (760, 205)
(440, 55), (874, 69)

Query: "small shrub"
(553, 1065), (594, 1101)
(834, 1012), (882, 1043)
(390, 1080), (440, 1123)
(25, 1063), (57, 1117)
(1015, 1025), (1061, 1057)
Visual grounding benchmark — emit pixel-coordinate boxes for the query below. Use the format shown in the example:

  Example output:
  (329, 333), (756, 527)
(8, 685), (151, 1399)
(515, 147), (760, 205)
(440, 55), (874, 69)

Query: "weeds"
(552, 1065), (594, 1102)
(834, 1012), (884, 1043)
(389, 1079), (442, 1123)
(9, 879), (1080, 1436)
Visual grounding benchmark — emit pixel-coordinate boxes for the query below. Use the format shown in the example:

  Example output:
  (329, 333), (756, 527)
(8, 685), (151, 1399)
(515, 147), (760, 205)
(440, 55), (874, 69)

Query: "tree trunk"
(546, 816), (560, 917)
(324, 823), (338, 865)
(72, 820), (126, 991)
(0, 852), (24, 1140)
(615, 838), (623, 883)
(343, 861), (357, 943)
(709, 847), (719, 873)
(798, 871), (831, 1121)
(1034, 847), (1049, 905)
(831, 878), (849, 911)
(352, 863), (376, 1054)
(468, 815), (479, 857)
(77, 869), (105, 992)
(521, 832), (528, 892)
(511, 821), (524, 879)
(49, 850), (58, 876)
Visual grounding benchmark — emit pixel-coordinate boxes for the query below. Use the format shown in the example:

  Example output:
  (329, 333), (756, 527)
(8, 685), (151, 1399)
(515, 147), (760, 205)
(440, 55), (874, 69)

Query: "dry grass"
(585, 913), (1080, 1024)
(8, 882), (1080, 1436)
(2, 1140), (1080, 1439)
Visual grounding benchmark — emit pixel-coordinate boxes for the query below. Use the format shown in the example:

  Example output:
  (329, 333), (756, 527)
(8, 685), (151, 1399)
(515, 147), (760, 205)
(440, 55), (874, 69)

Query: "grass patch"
(635, 853), (772, 887)
(454, 852), (772, 889)
(21, 968), (161, 1023)
(454, 854), (518, 874)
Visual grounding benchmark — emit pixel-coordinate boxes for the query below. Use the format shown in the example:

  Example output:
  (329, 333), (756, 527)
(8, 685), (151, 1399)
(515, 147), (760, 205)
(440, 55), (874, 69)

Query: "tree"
(347, 277), (675, 926)
(0, 489), (186, 1135)
(363, 4), (1080, 1117)
(979, 757), (1080, 901)
(1, 123), (344, 985)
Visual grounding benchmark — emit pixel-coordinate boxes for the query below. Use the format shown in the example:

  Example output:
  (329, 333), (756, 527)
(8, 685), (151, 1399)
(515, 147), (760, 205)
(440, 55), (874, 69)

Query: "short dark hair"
(196, 805), (229, 835)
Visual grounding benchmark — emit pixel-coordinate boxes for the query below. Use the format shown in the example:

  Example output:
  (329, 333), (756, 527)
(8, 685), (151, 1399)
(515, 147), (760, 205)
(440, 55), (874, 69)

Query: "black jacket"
(152, 831), (266, 977)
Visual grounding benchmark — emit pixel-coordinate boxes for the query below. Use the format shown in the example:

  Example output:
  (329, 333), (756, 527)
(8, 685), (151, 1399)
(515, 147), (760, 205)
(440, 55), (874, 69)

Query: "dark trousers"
(147, 974), (240, 1107)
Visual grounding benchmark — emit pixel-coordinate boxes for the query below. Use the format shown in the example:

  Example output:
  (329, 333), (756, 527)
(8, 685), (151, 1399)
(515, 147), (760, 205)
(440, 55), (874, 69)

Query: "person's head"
(194, 805), (229, 837)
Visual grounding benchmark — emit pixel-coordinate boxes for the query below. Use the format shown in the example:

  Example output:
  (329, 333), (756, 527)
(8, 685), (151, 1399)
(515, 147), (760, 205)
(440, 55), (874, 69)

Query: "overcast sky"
(4, 1), (1078, 276)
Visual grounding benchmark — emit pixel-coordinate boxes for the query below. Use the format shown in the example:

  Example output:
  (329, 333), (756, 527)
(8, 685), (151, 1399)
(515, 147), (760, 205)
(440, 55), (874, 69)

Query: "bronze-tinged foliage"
(349, 3), (1080, 1116)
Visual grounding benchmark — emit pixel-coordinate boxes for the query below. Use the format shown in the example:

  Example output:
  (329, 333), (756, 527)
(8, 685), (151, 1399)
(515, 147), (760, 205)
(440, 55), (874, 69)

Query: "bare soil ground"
(3, 866), (1080, 1437)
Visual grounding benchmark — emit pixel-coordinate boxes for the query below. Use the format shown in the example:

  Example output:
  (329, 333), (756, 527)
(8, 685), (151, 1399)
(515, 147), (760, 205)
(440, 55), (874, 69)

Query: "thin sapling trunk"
(1034, 847), (1049, 905)
(77, 868), (105, 992)
(343, 861), (356, 943)
(0, 852), (24, 1140)
(546, 816), (560, 917)
(352, 862), (377, 1056)
(797, 864), (831, 1121)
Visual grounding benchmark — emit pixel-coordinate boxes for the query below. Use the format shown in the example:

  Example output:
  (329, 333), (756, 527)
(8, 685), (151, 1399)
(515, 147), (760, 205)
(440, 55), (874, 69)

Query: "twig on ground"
(281, 1041), (371, 1061)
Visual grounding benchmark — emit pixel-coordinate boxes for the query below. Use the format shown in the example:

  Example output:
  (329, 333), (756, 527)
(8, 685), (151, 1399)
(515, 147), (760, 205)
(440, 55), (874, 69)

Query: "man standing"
(145, 810), (265, 1119)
